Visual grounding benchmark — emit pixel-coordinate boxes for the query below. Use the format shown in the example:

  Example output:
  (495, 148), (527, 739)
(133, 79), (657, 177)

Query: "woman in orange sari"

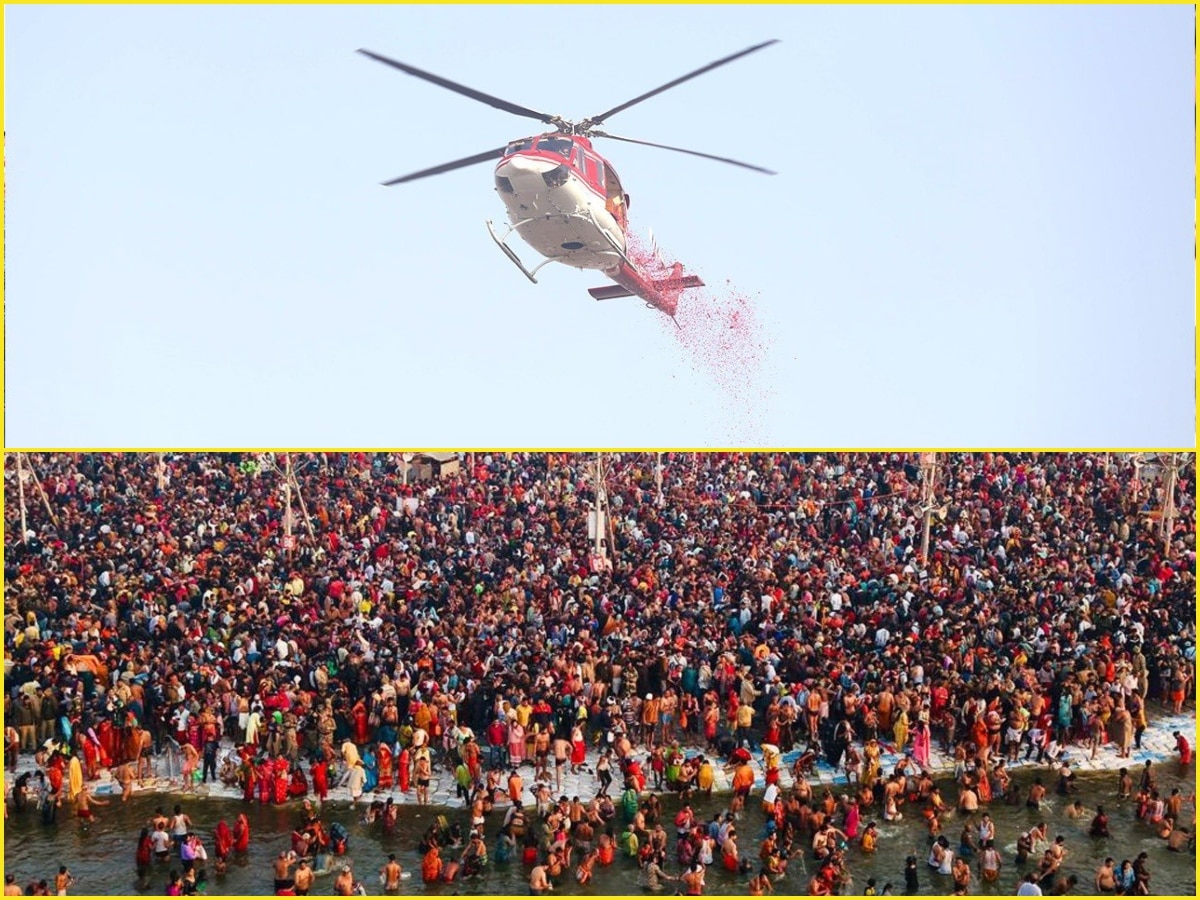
(976, 765), (993, 803)
(422, 846), (444, 884)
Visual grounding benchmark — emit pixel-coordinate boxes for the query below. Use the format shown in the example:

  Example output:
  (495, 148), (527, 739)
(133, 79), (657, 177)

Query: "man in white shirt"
(1016, 873), (1043, 895)
(151, 827), (173, 861)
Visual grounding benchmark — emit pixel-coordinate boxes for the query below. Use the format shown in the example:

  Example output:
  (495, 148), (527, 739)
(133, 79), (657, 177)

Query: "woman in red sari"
(242, 757), (258, 803)
(310, 757), (329, 801)
(258, 759), (273, 804)
(97, 719), (117, 767)
(81, 732), (101, 780)
(570, 724), (587, 772)
(273, 758), (290, 804)
(47, 754), (65, 793)
(352, 699), (369, 746)
(232, 813), (251, 853)
(398, 747), (411, 793)
(377, 743), (393, 790)
(289, 761), (309, 798)
(626, 758), (646, 793)
(213, 819), (234, 874)
(763, 714), (781, 749)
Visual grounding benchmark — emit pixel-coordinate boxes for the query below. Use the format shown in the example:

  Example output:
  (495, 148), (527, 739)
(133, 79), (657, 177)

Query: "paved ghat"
(37, 710), (1192, 810)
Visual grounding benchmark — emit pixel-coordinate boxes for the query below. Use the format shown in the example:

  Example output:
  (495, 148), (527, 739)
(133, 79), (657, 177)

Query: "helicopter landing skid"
(486, 219), (554, 284)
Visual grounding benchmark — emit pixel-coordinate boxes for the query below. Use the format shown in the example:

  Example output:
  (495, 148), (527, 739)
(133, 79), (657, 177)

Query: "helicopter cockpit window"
(504, 139), (534, 156)
(537, 136), (574, 158)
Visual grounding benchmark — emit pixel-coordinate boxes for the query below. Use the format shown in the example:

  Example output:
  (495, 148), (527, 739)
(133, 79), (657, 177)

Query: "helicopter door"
(601, 162), (628, 228)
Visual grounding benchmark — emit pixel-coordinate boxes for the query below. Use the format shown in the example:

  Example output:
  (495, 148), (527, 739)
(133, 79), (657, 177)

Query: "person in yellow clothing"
(67, 755), (84, 803)
(892, 708), (909, 754)
(762, 743), (782, 773)
(413, 702), (433, 734)
(516, 698), (533, 730)
(697, 757), (715, 798)
(860, 821), (879, 853)
(736, 702), (755, 748)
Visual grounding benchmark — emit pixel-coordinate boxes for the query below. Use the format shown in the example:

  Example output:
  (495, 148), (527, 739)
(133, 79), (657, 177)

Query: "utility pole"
(1160, 453), (1182, 553)
(919, 452), (939, 565)
(19, 454), (58, 529)
(283, 454), (295, 556)
(591, 453), (609, 561)
(289, 458), (317, 540)
(15, 453), (28, 544)
(655, 452), (664, 507)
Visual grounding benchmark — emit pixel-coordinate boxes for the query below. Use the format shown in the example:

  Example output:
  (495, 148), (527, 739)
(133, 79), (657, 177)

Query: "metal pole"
(594, 454), (604, 559)
(22, 454), (58, 528)
(656, 452), (664, 507)
(15, 453), (28, 544)
(1161, 454), (1179, 552)
(920, 453), (937, 565)
(284, 454), (294, 556)
(290, 463), (317, 540)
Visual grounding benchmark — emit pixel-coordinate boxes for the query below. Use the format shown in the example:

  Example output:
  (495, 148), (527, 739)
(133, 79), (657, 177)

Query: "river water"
(4, 770), (1195, 895)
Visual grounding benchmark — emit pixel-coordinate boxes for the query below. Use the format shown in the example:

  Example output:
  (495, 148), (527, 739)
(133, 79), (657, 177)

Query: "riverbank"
(9, 709), (1193, 810)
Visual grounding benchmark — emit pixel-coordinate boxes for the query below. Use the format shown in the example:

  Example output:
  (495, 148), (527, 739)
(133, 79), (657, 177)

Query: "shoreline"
(8, 710), (1193, 812)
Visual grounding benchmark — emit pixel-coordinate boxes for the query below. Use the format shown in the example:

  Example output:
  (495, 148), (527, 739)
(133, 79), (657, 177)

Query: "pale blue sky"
(6, 5), (1194, 447)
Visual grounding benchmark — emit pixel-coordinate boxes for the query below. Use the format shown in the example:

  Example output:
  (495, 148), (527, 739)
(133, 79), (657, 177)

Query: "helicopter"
(359, 41), (778, 321)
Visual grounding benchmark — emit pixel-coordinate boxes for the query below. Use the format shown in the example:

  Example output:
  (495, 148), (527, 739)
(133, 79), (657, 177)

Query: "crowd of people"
(3, 451), (1195, 894)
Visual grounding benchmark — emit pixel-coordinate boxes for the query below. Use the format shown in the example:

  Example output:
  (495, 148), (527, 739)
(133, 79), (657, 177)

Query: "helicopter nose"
(495, 154), (556, 187)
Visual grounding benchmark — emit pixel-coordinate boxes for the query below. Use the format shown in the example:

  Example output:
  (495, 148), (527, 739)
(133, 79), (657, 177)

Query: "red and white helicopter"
(359, 41), (777, 321)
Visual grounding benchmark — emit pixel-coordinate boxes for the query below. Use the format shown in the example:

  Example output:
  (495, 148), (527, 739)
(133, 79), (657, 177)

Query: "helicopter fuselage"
(493, 134), (626, 274)
(487, 133), (701, 317)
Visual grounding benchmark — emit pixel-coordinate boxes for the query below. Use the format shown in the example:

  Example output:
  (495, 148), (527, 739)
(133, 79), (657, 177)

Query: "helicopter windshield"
(536, 136), (574, 158)
(504, 139), (534, 156)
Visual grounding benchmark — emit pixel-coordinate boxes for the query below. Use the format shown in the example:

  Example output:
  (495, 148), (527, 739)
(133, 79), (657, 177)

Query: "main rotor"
(358, 41), (779, 185)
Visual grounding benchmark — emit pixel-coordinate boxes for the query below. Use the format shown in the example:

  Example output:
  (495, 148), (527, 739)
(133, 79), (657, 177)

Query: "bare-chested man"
(273, 851), (296, 893)
(334, 864), (355, 896)
(1095, 857), (1117, 892)
(293, 860), (314, 896)
(380, 854), (403, 893)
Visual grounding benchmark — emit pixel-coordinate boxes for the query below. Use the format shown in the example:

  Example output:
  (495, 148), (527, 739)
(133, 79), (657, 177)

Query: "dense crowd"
(3, 451), (1195, 894)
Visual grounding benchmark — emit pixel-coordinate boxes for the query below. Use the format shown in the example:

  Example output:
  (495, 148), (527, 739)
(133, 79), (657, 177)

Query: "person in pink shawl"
(912, 719), (932, 770)
(507, 720), (526, 767)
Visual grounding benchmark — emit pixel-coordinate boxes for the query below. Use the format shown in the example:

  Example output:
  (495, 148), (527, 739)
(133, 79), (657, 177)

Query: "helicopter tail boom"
(597, 261), (704, 318)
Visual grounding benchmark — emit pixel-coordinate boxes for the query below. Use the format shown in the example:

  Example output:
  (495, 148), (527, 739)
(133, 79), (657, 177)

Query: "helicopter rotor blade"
(591, 131), (775, 175)
(381, 147), (508, 186)
(358, 49), (557, 125)
(584, 39), (779, 127)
